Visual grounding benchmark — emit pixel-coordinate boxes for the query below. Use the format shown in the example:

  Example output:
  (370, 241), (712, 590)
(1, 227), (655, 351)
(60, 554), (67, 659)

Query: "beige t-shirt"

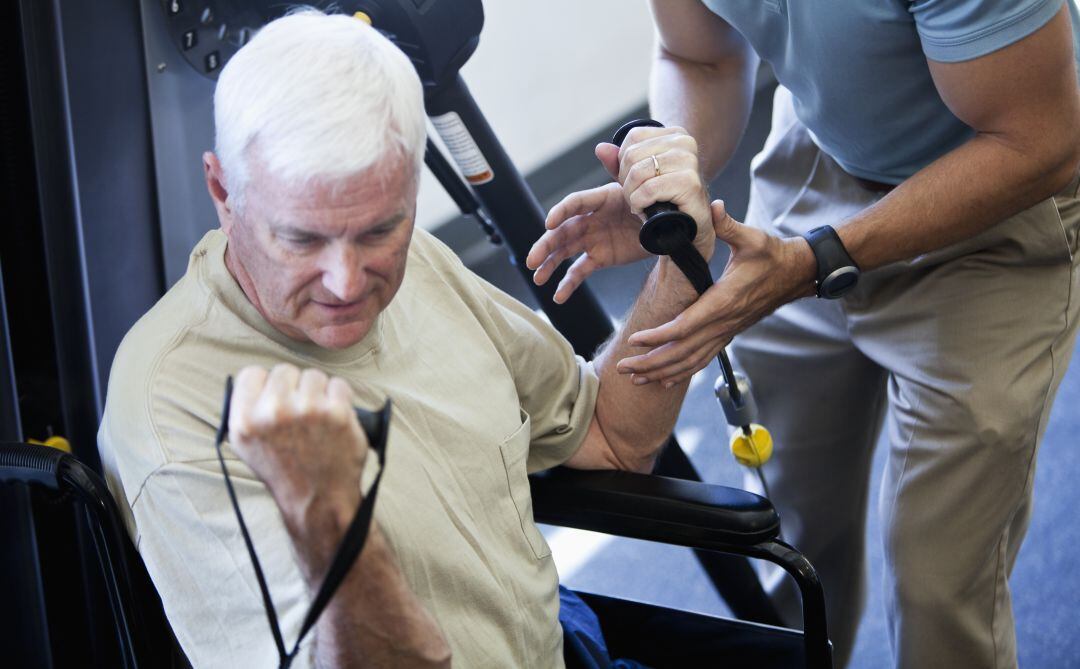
(97, 228), (599, 668)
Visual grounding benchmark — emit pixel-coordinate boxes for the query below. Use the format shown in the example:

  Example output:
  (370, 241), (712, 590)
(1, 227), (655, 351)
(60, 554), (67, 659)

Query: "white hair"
(213, 8), (426, 209)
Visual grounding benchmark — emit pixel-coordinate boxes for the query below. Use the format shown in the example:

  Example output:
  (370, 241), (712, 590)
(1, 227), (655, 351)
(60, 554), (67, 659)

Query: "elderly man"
(98, 10), (719, 669)
(528, 1), (1080, 667)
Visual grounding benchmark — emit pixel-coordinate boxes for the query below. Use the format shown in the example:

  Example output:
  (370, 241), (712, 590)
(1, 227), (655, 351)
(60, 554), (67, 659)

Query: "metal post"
(425, 74), (613, 357)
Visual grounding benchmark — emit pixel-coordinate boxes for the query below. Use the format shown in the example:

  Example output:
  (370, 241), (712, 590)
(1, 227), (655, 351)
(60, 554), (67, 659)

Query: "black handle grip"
(611, 119), (698, 256)
(611, 123), (749, 423)
(0, 442), (66, 489)
(644, 201), (679, 220)
(355, 402), (393, 454)
(216, 376), (392, 455)
(611, 118), (664, 148)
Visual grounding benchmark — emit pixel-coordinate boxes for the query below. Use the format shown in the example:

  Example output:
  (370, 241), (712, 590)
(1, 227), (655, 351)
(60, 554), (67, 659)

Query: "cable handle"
(611, 119), (700, 258)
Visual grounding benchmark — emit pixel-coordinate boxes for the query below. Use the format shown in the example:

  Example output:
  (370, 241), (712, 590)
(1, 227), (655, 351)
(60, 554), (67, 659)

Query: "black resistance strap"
(213, 376), (392, 668)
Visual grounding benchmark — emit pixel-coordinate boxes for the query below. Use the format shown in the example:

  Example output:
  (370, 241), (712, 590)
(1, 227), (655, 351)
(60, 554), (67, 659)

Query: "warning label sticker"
(431, 112), (494, 185)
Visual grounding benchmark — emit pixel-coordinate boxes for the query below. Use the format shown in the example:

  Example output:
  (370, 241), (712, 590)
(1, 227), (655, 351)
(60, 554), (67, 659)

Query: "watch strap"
(802, 225), (859, 298)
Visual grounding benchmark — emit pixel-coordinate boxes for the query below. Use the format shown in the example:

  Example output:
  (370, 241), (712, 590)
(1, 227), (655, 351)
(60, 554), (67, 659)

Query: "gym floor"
(445, 91), (1080, 668)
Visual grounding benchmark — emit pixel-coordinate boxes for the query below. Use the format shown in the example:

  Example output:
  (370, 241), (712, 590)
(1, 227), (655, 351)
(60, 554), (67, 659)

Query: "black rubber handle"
(0, 442), (66, 489)
(216, 376), (390, 455)
(611, 118), (664, 147)
(611, 119), (699, 257)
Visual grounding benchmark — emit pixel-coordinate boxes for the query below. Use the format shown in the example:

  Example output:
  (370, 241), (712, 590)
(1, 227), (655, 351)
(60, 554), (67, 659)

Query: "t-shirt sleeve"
(473, 277), (601, 473)
(131, 459), (317, 669)
(412, 231), (600, 473)
(910, 0), (1064, 62)
(99, 347), (317, 669)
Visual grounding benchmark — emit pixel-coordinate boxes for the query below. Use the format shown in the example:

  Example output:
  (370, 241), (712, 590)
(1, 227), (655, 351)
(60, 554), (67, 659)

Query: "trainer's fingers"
(595, 142), (619, 180)
(526, 232), (554, 270)
(617, 129), (694, 184)
(527, 224), (575, 270)
(621, 150), (698, 203)
(626, 172), (702, 217)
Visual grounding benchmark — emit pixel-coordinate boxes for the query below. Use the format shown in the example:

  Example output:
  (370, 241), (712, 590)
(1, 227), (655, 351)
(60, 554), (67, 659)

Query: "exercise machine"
(0, 0), (831, 665)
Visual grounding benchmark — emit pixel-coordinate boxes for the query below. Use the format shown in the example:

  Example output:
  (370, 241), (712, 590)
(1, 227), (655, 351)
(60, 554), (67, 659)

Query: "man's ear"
(203, 152), (237, 233)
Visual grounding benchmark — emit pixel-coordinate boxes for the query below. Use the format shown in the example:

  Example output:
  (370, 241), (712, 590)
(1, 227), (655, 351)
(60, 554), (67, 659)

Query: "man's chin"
(306, 321), (374, 350)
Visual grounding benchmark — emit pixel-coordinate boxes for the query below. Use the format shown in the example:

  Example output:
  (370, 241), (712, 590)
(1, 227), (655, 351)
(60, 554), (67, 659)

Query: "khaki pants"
(732, 87), (1080, 669)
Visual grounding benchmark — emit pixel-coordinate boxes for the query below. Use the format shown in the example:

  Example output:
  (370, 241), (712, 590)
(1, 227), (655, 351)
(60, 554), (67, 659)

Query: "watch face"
(821, 266), (859, 298)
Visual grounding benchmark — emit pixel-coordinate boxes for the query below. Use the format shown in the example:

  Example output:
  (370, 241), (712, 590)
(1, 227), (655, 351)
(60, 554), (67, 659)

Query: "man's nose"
(321, 244), (367, 302)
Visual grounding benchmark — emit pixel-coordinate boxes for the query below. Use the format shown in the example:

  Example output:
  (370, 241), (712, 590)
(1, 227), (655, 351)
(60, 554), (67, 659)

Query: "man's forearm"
(838, 131), (1080, 274)
(591, 258), (703, 472)
(286, 499), (451, 669)
(649, 44), (758, 180)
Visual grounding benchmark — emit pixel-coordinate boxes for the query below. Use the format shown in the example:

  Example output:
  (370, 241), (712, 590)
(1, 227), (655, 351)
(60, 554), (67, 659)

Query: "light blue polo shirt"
(702, 0), (1080, 184)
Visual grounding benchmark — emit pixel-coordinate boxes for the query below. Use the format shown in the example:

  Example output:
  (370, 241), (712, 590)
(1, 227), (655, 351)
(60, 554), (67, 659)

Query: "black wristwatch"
(802, 225), (860, 299)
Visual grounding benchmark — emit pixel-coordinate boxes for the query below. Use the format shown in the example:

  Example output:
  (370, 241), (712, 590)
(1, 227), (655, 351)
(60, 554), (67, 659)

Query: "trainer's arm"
(838, 5), (1080, 272)
(648, 0), (759, 180)
(612, 5), (1080, 388)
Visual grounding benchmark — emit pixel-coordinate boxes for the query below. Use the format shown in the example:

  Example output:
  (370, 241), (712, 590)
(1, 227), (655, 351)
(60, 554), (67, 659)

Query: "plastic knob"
(729, 424), (773, 468)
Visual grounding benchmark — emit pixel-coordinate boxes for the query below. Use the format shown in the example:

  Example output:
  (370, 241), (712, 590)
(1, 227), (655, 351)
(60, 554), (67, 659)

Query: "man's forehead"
(267, 209), (409, 235)
(245, 164), (418, 231)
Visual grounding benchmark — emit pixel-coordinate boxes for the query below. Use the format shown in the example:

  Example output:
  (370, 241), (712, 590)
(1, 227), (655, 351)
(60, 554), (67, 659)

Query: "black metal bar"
(0, 268), (22, 443)
(18, 0), (102, 470)
(425, 75), (612, 358)
(423, 138), (502, 244)
(749, 540), (833, 669)
(654, 440), (784, 626)
(0, 266), (54, 668)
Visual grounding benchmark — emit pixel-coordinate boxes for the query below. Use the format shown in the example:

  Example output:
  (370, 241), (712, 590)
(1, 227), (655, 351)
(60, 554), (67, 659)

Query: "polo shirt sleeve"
(910, 0), (1064, 62)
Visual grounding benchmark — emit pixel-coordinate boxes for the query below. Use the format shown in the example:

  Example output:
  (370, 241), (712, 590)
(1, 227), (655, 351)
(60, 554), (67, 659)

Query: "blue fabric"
(559, 587), (649, 669)
(701, 0), (1079, 184)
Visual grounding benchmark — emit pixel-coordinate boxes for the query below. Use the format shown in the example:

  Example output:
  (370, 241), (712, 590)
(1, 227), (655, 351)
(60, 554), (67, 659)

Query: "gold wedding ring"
(651, 154), (660, 177)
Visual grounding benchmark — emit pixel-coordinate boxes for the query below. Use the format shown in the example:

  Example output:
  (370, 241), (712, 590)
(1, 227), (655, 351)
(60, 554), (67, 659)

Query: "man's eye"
(283, 235), (318, 247)
(366, 227), (393, 239)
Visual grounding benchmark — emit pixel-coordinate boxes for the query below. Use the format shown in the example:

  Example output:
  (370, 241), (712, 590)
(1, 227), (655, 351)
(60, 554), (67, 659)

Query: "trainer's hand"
(526, 126), (714, 303)
(617, 201), (817, 387)
(228, 364), (368, 528)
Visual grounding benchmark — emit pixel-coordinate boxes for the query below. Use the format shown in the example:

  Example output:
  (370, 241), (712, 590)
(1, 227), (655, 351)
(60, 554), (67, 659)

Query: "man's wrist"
(281, 488), (363, 582)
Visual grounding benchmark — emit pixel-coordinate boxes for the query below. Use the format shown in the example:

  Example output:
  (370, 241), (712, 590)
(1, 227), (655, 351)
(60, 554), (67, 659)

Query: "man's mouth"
(312, 297), (366, 316)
